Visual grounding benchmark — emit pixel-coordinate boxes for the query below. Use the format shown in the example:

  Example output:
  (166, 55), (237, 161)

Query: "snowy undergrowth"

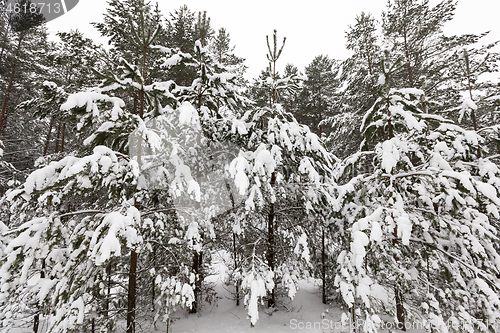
(5, 253), (426, 333)
(163, 252), (425, 333)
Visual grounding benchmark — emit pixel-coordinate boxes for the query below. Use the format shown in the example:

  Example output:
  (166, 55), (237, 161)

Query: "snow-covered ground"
(170, 278), (332, 333)
(164, 252), (424, 333)
(8, 252), (425, 333)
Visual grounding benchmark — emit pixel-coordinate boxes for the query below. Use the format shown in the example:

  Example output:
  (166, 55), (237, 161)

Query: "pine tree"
(329, 12), (381, 159)
(194, 11), (213, 47)
(226, 30), (337, 324)
(297, 55), (340, 138)
(0, 2), (196, 332)
(382, 0), (456, 88)
(0, 1), (51, 196)
(332, 54), (500, 332)
(165, 5), (196, 86)
(0, 0), (45, 132)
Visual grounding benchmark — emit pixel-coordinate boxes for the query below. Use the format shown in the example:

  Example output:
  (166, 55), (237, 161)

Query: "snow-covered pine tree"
(329, 12), (381, 159)
(0, 0), (45, 133)
(0, 3), (199, 332)
(332, 52), (500, 332)
(163, 34), (249, 314)
(223, 30), (337, 325)
(452, 45), (500, 157)
(296, 55), (340, 139)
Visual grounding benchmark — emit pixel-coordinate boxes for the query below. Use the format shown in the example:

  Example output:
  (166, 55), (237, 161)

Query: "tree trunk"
(321, 227), (327, 304)
(106, 260), (112, 333)
(0, 61), (17, 133)
(126, 250), (138, 333)
(190, 251), (203, 313)
(33, 260), (45, 333)
(151, 245), (156, 311)
(395, 287), (406, 331)
(393, 224), (406, 331)
(233, 233), (239, 306)
(267, 172), (276, 308)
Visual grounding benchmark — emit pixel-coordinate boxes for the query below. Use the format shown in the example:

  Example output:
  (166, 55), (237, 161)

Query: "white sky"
(47, 0), (500, 80)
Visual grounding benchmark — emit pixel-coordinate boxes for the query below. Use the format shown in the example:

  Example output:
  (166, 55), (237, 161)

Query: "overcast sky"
(47, 0), (500, 80)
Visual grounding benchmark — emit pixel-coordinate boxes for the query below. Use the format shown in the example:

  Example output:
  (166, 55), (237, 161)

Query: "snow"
(252, 145), (276, 176)
(178, 101), (200, 127)
(380, 138), (405, 173)
(351, 230), (369, 270)
(377, 73), (385, 85)
(396, 88), (425, 97)
(229, 155), (250, 195)
(60, 91), (125, 115)
(390, 104), (424, 132)
(162, 258), (427, 333)
(161, 53), (186, 67)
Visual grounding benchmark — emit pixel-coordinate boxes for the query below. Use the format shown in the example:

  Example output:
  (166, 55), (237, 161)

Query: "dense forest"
(1, 0), (500, 332)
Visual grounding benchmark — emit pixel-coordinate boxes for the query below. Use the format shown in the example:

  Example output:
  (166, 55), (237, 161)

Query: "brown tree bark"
(126, 250), (138, 333)
(33, 260), (45, 333)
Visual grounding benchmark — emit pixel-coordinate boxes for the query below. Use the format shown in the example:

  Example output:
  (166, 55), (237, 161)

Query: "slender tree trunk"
(321, 228), (327, 304)
(224, 178), (240, 306)
(106, 260), (112, 333)
(393, 224), (406, 331)
(395, 287), (406, 330)
(151, 245), (156, 311)
(464, 51), (481, 158)
(126, 250), (138, 333)
(267, 172), (276, 308)
(233, 233), (239, 306)
(351, 306), (357, 333)
(189, 60), (206, 314)
(190, 251), (203, 313)
(33, 260), (46, 333)
(0, 61), (17, 133)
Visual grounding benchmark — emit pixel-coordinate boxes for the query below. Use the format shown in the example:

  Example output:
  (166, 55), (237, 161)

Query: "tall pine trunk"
(54, 122), (61, 153)
(106, 260), (113, 333)
(126, 250), (138, 333)
(321, 227), (327, 304)
(267, 172), (276, 308)
(393, 224), (406, 331)
(33, 260), (45, 333)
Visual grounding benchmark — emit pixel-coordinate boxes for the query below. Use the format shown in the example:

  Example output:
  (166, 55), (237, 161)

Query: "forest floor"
(164, 251), (424, 333)
(10, 251), (425, 332)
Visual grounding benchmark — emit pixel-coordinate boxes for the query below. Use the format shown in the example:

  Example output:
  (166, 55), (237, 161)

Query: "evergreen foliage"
(0, 1), (500, 332)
